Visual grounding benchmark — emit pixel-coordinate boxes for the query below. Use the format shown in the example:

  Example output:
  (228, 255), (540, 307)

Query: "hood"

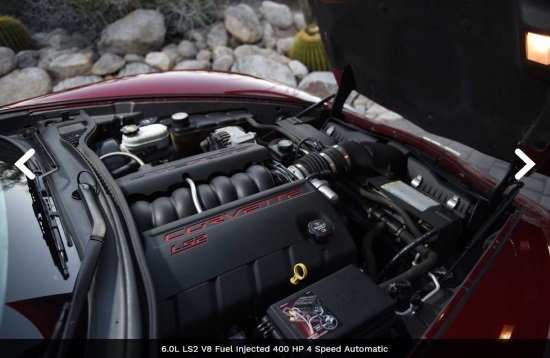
(311, 0), (550, 172)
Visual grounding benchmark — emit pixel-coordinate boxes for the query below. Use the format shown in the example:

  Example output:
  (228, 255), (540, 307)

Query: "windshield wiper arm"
(27, 172), (70, 279)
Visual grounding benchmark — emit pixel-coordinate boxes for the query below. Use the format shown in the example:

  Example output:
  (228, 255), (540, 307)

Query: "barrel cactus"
(0, 16), (32, 53)
(289, 24), (330, 72)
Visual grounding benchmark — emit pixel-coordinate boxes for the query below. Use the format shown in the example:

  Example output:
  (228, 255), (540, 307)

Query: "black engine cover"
(141, 180), (357, 337)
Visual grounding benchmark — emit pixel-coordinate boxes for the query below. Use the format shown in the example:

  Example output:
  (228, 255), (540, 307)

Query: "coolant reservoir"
(120, 124), (169, 154)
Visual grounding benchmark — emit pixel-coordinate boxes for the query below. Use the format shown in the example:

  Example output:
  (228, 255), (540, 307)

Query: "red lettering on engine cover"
(164, 187), (303, 243)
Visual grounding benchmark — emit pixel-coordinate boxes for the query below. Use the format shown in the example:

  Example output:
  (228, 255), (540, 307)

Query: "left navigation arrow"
(15, 149), (36, 180)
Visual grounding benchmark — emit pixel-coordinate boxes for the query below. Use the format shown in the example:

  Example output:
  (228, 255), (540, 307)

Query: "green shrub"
(7, 0), (218, 35)
(0, 16), (32, 52)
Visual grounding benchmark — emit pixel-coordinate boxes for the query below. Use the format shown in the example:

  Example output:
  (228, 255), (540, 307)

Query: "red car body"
(2, 70), (549, 340)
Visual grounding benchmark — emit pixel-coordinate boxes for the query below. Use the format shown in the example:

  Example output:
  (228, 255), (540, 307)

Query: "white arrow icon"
(15, 149), (36, 180)
(514, 149), (535, 180)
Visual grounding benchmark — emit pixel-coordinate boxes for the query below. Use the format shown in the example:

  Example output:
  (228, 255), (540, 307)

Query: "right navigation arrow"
(514, 149), (535, 180)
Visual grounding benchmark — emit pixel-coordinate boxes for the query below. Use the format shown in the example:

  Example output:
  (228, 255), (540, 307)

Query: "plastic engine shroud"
(141, 180), (357, 337)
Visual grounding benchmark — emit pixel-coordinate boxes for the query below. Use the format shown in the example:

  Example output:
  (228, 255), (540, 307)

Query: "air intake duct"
(288, 141), (406, 179)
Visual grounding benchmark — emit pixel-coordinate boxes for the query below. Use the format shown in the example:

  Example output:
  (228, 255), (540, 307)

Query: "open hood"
(311, 0), (550, 172)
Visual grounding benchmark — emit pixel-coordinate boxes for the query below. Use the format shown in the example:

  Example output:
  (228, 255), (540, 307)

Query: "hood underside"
(312, 0), (550, 165)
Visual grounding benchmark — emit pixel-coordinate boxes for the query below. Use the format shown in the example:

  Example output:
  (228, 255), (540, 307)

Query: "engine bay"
(22, 98), (509, 341)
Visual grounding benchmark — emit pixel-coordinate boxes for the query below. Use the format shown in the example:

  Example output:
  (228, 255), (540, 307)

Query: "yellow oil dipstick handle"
(290, 263), (308, 285)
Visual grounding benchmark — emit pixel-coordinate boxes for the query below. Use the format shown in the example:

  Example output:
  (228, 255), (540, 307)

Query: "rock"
(0, 68), (52, 106)
(177, 40), (198, 59)
(0, 47), (17, 76)
(162, 44), (181, 64)
(273, 25), (298, 39)
(207, 23), (228, 49)
(231, 55), (296, 87)
(92, 53), (126, 75)
(261, 21), (276, 49)
(212, 46), (233, 61)
(345, 90), (359, 106)
(124, 54), (144, 62)
(294, 13), (306, 30)
(32, 32), (49, 48)
(259, 1), (293, 29)
(173, 60), (211, 70)
(267, 52), (291, 65)
(298, 72), (338, 98)
(145, 51), (173, 71)
(48, 52), (93, 79)
(98, 9), (166, 55)
(189, 29), (208, 50)
(288, 60), (308, 80)
(233, 45), (290, 64)
(233, 45), (257, 58)
(48, 32), (78, 50)
(53, 75), (102, 91)
(276, 37), (294, 55)
(117, 62), (158, 77)
(353, 94), (374, 109)
(16, 50), (38, 69)
(224, 4), (263, 44)
(212, 55), (234, 71)
(196, 49), (212, 62)
(37, 48), (71, 70)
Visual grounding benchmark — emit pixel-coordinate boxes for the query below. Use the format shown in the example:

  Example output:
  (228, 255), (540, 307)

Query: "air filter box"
(265, 265), (394, 340)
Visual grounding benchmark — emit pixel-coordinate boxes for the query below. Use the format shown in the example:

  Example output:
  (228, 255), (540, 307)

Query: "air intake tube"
(288, 141), (407, 179)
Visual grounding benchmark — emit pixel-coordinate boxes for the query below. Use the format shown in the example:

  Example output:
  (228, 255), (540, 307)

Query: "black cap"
(277, 139), (293, 153)
(307, 219), (333, 244)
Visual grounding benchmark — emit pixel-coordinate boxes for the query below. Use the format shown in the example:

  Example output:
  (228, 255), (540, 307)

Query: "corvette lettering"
(165, 188), (303, 243)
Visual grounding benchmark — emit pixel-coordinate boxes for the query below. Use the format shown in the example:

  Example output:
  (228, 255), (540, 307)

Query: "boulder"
(233, 45), (290, 64)
(47, 31), (79, 50)
(298, 72), (338, 98)
(276, 37), (294, 55)
(117, 62), (158, 77)
(177, 40), (198, 59)
(124, 54), (144, 62)
(189, 29), (208, 50)
(288, 60), (308, 80)
(212, 55), (234, 71)
(162, 44), (181, 64)
(196, 49), (212, 62)
(231, 55), (296, 87)
(294, 13), (306, 30)
(0, 68), (52, 106)
(92, 53), (126, 75)
(98, 10), (166, 55)
(53, 75), (102, 91)
(212, 46), (233, 61)
(173, 60), (211, 70)
(259, 1), (293, 29)
(48, 52), (93, 79)
(145, 51), (173, 71)
(0, 47), (17, 76)
(38, 47), (77, 70)
(224, 5), (263, 44)
(16, 50), (38, 69)
(261, 21), (276, 49)
(207, 23), (228, 49)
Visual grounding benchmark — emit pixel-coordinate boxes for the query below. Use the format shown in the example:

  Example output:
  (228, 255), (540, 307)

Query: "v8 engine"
(121, 144), (357, 337)
(86, 104), (482, 341)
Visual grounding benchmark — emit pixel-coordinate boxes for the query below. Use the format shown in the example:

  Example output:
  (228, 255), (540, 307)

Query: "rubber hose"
(379, 231), (439, 290)
(362, 222), (386, 279)
(377, 228), (439, 281)
(348, 181), (422, 237)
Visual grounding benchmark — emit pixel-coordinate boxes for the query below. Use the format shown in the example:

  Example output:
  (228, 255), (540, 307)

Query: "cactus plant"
(289, 24), (330, 72)
(0, 16), (32, 53)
